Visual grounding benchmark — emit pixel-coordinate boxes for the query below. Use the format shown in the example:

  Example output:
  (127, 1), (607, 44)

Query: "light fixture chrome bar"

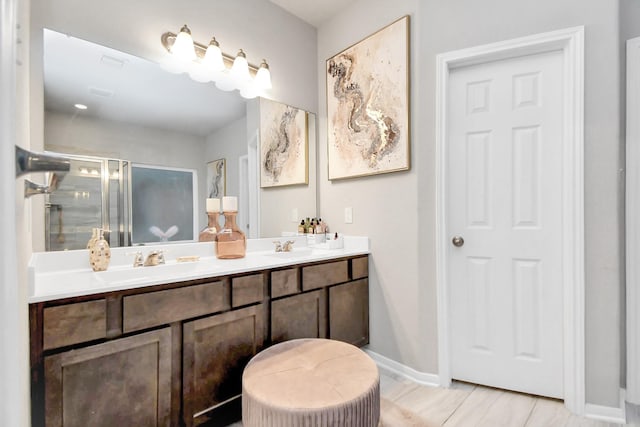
(160, 31), (260, 75)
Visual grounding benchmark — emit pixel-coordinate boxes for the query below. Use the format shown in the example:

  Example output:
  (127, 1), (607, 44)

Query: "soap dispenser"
(89, 229), (111, 272)
(86, 228), (98, 249)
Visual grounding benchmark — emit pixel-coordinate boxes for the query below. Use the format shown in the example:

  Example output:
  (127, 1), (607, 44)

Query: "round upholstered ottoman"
(242, 338), (380, 427)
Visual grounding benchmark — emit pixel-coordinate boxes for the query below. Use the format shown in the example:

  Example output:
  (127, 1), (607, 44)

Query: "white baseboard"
(584, 389), (626, 424)
(364, 349), (440, 387)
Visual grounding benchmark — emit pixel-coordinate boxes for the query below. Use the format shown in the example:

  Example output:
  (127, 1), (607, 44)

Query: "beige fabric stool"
(242, 338), (380, 427)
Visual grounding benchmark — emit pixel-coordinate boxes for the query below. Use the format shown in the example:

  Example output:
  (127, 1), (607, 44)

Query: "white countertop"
(28, 235), (369, 303)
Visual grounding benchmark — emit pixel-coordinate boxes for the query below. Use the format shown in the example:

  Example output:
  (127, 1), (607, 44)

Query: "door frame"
(1, 0), (27, 425)
(626, 36), (640, 406)
(435, 26), (585, 414)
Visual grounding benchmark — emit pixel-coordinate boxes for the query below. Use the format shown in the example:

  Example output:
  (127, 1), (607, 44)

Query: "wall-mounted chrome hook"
(15, 145), (70, 177)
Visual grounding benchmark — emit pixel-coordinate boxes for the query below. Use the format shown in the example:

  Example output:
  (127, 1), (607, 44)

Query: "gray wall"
(621, 0), (640, 388)
(317, 0), (424, 378)
(318, 0), (626, 407)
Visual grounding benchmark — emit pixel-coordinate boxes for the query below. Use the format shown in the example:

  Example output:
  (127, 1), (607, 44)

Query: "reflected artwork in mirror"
(260, 98), (308, 188)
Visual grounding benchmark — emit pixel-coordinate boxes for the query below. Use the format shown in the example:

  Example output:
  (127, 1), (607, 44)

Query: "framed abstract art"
(326, 15), (410, 180)
(259, 98), (308, 188)
(207, 158), (226, 198)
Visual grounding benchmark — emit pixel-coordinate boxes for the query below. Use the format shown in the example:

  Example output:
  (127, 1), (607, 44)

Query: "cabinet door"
(271, 290), (327, 343)
(329, 279), (369, 347)
(183, 304), (265, 427)
(44, 328), (172, 427)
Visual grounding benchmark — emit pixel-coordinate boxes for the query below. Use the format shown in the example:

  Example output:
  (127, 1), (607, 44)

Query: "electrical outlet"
(344, 207), (353, 224)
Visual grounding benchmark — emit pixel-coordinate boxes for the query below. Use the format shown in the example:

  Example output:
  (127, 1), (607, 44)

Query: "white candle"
(206, 198), (220, 213)
(222, 196), (238, 212)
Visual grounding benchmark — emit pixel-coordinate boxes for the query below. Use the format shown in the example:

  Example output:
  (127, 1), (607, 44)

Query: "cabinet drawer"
(43, 300), (107, 350)
(123, 281), (229, 333)
(271, 268), (299, 298)
(302, 260), (349, 291)
(232, 274), (264, 308)
(352, 256), (369, 280)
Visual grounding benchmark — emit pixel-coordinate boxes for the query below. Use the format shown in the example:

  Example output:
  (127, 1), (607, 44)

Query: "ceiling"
(43, 2), (347, 139)
(268, 0), (355, 27)
(44, 29), (246, 138)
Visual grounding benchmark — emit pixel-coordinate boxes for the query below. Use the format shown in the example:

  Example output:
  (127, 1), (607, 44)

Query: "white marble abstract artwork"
(326, 16), (410, 180)
(260, 98), (308, 188)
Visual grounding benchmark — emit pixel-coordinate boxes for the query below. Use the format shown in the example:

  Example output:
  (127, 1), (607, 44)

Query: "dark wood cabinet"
(329, 278), (369, 347)
(183, 304), (266, 427)
(43, 299), (107, 350)
(30, 254), (368, 427)
(271, 290), (327, 343)
(44, 328), (172, 427)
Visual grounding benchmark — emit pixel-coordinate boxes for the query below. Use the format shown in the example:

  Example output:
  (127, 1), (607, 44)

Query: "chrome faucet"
(127, 251), (144, 268)
(282, 240), (295, 252)
(143, 250), (166, 267)
(273, 240), (295, 252)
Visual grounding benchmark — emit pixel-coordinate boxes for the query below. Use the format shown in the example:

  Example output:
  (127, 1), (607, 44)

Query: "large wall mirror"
(40, 28), (317, 250)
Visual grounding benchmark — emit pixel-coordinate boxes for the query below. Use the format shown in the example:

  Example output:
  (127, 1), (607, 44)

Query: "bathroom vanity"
(28, 237), (369, 427)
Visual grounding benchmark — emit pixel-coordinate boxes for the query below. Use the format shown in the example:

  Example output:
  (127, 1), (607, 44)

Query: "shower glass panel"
(46, 157), (104, 251)
(45, 155), (131, 251)
(107, 159), (130, 248)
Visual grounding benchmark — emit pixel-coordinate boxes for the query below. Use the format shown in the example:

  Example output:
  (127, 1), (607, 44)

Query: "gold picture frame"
(326, 15), (410, 180)
(259, 98), (309, 188)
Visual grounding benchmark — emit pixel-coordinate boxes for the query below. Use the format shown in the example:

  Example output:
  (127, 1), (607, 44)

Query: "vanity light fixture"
(160, 25), (272, 99)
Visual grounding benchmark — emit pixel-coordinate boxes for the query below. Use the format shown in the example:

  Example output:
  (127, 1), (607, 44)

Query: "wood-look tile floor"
(378, 368), (637, 427)
(229, 367), (638, 426)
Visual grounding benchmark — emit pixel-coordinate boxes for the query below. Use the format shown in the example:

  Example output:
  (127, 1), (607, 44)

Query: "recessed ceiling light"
(101, 55), (125, 68)
(89, 86), (114, 98)
(74, 103), (88, 110)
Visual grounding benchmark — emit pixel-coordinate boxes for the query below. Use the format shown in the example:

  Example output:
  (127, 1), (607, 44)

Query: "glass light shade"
(202, 39), (225, 73)
(240, 83), (258, 99)
(160, 56), (188, 74)
(188, 62), (211, 83)
(230, 49), (251, 85)
(254, 60), (272, 90)
(171, 25), (196, 62)
(215, 74), (236, 92)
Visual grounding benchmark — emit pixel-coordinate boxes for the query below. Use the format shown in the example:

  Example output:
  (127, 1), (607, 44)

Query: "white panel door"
(448, 50), (564, 398)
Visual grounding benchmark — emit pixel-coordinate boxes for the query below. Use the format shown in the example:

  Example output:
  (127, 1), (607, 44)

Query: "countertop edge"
(29, 248), (370, 304)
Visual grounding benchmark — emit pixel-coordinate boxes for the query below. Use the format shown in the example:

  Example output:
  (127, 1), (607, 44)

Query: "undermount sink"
(94, 260), (217, 285)
(262, 247), (327, 260)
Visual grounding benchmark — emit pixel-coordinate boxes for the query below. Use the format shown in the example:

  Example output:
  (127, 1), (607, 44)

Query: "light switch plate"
(291, 208), (299, 222)
(344, 207), (353, 224)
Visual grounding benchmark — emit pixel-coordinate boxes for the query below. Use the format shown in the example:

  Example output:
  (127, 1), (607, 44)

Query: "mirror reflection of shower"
(44, 154), (130, 251)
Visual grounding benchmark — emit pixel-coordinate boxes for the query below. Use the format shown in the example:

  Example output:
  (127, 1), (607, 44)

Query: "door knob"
(452, 236), (464, 247)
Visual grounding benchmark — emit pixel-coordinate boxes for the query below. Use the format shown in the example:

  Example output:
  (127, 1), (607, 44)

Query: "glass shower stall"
(45, 155), (130, 251)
